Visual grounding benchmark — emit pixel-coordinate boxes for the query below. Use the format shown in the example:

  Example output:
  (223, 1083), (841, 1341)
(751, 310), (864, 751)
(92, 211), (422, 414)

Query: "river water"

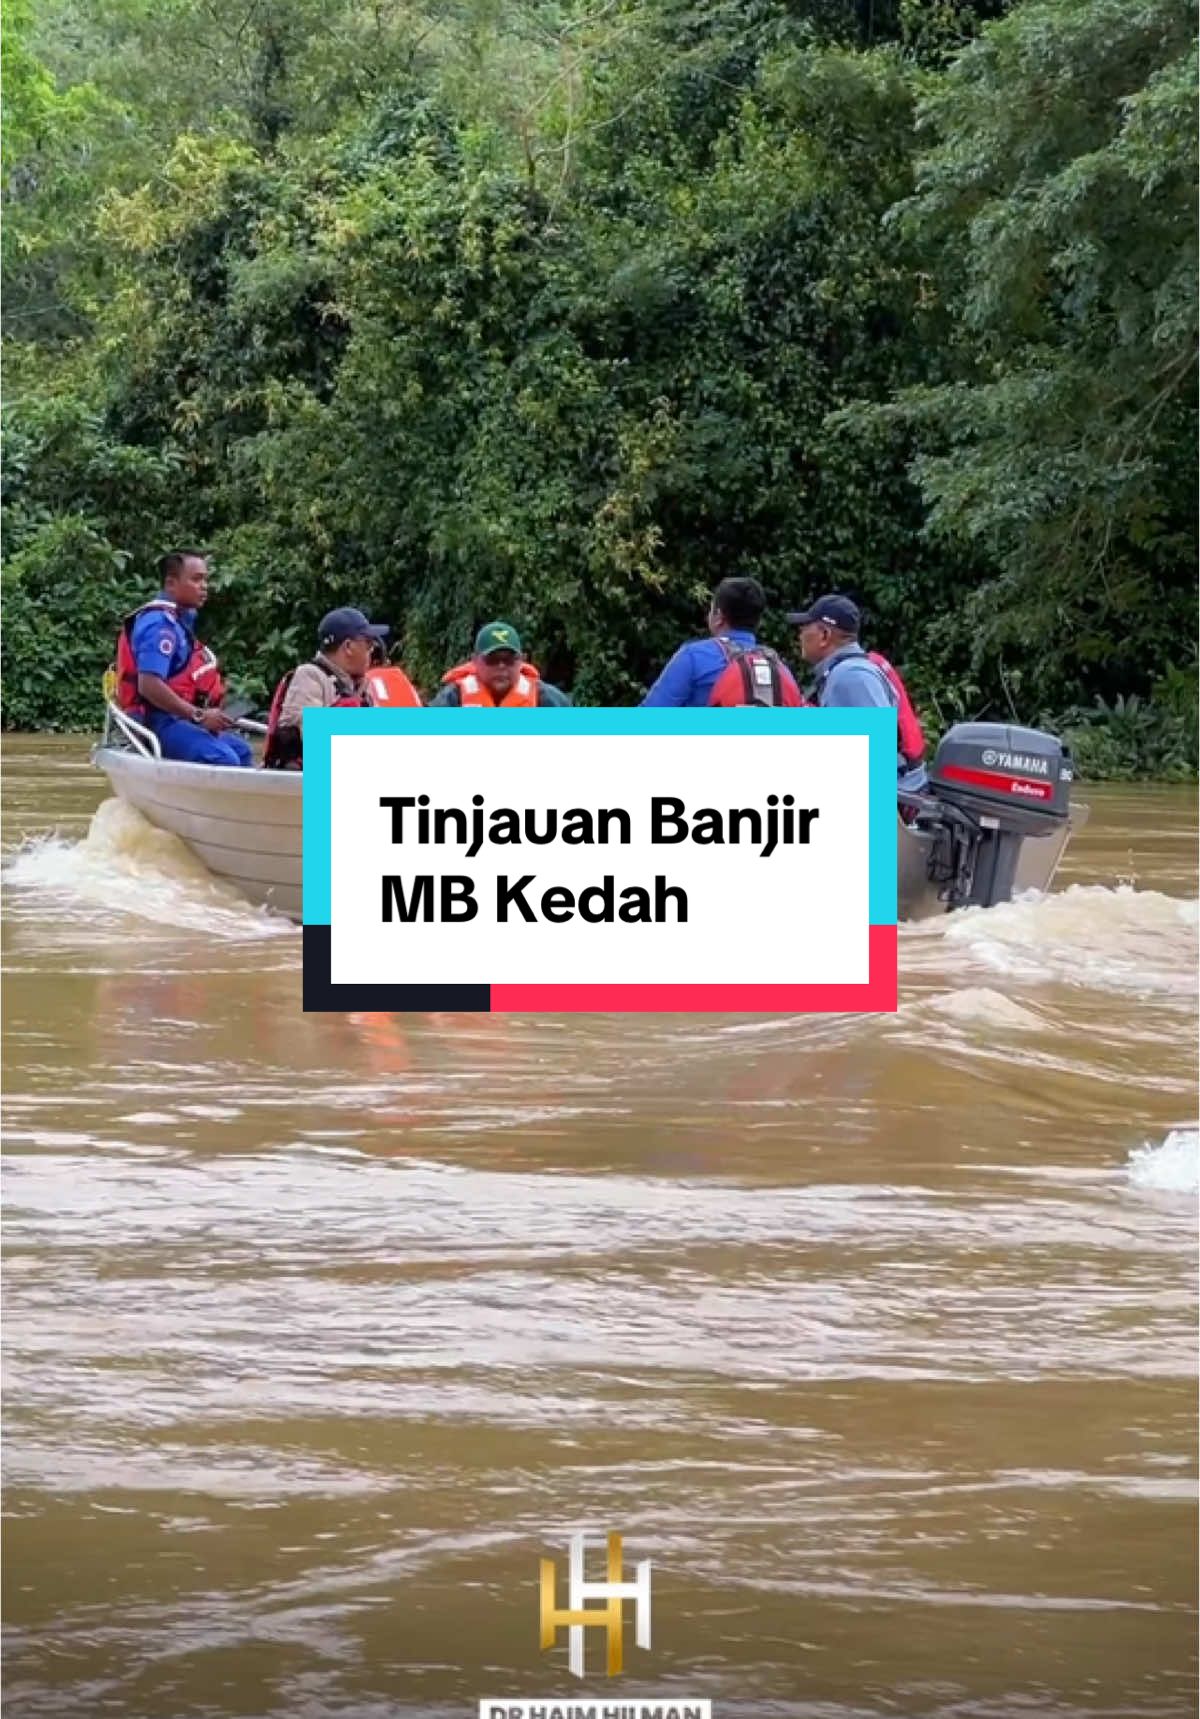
(2, 735), (1196, 1719)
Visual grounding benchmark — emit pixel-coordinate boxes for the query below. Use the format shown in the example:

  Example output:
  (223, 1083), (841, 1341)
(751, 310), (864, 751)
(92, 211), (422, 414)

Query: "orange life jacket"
(867, 652), (926, 766)
(442, 660), (540, 708)
(263, 661), (369, 767)
(367, 664), (422, 708)
(115, 601), (224, 716)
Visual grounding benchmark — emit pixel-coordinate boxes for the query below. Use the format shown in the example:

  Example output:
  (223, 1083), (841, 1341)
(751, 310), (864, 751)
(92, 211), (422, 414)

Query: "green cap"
(474, 620), (522, 658)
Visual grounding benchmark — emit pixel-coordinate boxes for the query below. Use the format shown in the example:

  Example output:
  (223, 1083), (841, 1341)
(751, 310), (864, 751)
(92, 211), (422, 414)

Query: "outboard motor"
(914, 722), (1073, 910)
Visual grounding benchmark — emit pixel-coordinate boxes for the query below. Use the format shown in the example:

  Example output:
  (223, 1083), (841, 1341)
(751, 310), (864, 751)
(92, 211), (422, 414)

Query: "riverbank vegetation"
(2, 0), (1196, 777)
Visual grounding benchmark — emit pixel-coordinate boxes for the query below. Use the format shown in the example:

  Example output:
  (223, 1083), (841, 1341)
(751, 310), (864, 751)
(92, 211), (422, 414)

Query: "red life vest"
(709, 638), (803, 708)
(263, 661), (369, 768)
(442, 660), (540, 708)
(115, 601), (225, 716)
(868, 652), (925, 765)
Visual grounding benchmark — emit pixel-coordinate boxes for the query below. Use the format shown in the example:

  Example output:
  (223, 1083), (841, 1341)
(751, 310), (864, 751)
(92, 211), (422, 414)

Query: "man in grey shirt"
(264, 607), (386, 768)
(788, 593), (928, 792)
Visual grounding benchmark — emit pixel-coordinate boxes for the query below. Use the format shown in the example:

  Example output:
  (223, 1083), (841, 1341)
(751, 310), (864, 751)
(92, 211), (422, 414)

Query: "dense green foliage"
(3, 0), (1196, 775)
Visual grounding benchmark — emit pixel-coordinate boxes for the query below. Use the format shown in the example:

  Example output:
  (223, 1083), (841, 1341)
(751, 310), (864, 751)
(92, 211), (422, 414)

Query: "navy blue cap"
(318, 607), (390, 649)
(786, 594), (861, 633)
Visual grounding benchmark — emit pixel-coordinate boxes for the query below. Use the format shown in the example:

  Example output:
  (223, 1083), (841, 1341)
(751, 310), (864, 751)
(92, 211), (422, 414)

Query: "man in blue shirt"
(640, 577), (802, 707)
(127, 551), (252, 767)
(789, 593), (927, 791)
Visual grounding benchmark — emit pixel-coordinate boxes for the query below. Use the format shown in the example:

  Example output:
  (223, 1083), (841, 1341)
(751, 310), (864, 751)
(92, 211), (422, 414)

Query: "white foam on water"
(909, 884), (1198, 995)
(920, 987), (1046, 1030)
(3, 797), (292, 941)
(1126, 1129), (1200, 1193)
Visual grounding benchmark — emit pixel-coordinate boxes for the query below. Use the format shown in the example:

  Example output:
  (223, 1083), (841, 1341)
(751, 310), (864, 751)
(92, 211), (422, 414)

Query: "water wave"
(1126, 1129), (1199, 1193)
(917, 986), (1048, 1029)
(905, 883), (1198, 996)
(3, 797), (291, 941)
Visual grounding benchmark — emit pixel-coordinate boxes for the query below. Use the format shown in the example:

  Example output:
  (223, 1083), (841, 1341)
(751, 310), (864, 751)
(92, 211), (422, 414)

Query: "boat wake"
(3, 798), (292, 941)
(6, 804), (1195, 997)
(903, 883), (1198, 996)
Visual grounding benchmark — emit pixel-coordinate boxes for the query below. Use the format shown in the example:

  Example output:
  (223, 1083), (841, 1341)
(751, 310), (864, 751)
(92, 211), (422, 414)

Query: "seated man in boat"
(263, 607), (386, 769)
(117, 550), (252, 767)
(430, 622), (571, 708)
(366, 639), (422, 709)
(640, 577), (803, 707)
(788, 593), (927, 791)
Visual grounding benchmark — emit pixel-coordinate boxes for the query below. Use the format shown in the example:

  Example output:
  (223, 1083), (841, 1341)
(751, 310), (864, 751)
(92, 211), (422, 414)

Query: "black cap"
(786, 594), (861, 633)
(317, 607), (390, 650)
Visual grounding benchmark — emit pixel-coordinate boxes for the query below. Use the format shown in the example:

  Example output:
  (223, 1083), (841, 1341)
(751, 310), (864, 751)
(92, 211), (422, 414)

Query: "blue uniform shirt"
(129, 596), (197, 684)
(641, 630), (800, 707)
(815, 642), (927, 789)
(813, 642), (894, 710)
(125, 595), (252, 768)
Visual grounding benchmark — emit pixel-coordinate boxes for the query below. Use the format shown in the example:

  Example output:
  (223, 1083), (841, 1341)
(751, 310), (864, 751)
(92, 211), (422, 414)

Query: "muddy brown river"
(2, 735), (1197, 1719)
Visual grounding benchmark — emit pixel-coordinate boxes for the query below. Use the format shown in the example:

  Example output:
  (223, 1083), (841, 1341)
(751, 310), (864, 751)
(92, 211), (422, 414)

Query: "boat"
(94, 704), (303, 919)
(92, 703), (1086, 926)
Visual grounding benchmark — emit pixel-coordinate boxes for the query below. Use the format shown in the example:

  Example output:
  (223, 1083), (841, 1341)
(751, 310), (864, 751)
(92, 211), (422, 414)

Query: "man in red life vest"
(641, 577), (803, 708)
(263, 607), (386, 769)
(117, 550), (251, 767)
(788, 593), (927, 791)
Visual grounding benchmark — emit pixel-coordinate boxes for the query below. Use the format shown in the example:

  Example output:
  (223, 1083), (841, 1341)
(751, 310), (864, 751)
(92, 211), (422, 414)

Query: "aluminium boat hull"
(92, 746), (1082, 927)
(93, 746), (304, 920)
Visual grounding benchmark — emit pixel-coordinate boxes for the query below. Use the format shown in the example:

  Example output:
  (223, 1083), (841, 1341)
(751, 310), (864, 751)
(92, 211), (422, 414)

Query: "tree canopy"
(2, 0), (1195, 776)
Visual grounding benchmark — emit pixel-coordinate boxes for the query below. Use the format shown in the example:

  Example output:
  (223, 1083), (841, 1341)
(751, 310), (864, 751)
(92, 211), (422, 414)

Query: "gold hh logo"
(539, 1531), (652, 1678)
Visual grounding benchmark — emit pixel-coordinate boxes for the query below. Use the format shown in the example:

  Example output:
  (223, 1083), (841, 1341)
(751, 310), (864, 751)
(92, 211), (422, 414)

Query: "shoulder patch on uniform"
(159, 635), (174, 655)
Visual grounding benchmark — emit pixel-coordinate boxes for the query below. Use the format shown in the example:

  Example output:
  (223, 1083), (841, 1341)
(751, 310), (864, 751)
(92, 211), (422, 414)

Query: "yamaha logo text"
(980, 749), (1051, 776)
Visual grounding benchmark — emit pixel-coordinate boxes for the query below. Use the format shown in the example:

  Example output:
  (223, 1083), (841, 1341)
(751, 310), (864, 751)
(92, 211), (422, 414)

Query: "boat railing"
(101, 700), (162, 760)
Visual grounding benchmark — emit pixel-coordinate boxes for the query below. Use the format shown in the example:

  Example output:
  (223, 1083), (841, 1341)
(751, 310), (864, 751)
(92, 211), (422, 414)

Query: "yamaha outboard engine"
(914, 722), (1073, 909)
